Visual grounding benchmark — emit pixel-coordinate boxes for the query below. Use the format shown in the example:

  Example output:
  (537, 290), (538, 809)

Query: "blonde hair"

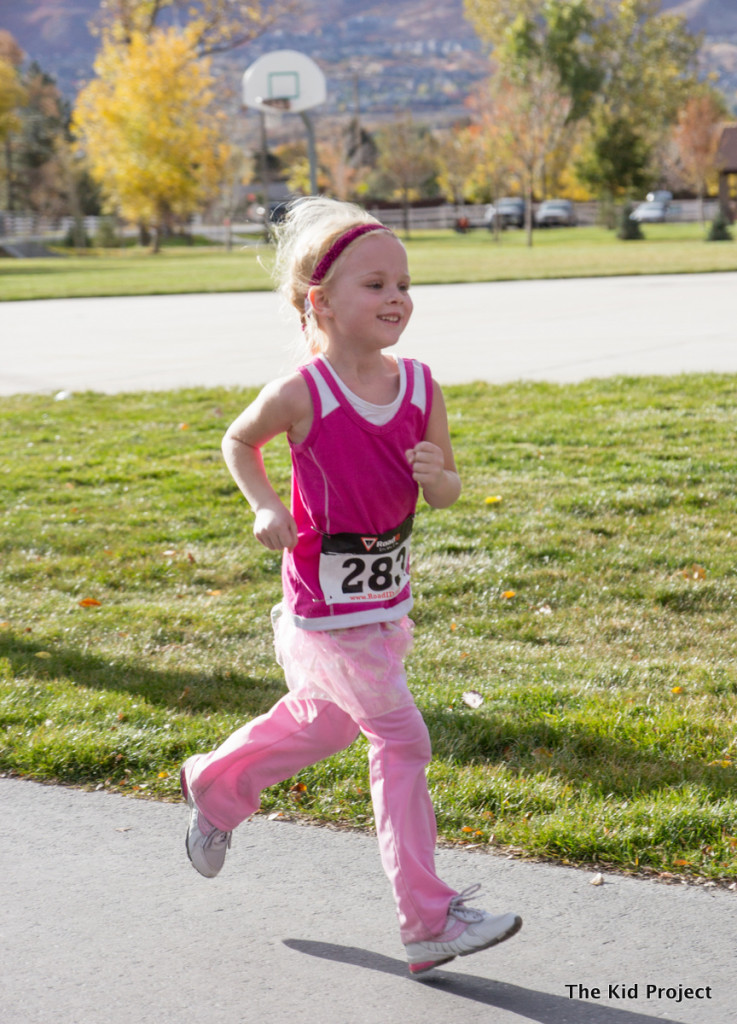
(272, 196), (391, 355)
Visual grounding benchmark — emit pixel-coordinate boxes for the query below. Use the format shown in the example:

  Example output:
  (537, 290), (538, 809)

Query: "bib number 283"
(319, 516), (413, 606)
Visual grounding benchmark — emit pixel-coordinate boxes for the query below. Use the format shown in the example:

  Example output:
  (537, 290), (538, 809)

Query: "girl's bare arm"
(406, 380), (462, 509)
(222, 374), (312, 551)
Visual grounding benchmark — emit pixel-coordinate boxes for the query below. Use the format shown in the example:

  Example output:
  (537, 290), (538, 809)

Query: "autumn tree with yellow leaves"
(93, 0), (297, 56)
(0, 35), (25, 145)
(73, 25), (230, 249)
(0, 32), (27, 209)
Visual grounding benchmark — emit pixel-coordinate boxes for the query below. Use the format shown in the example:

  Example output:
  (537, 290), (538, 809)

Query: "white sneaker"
(404, 885), (522, 975)
(180, 756), (232, 878)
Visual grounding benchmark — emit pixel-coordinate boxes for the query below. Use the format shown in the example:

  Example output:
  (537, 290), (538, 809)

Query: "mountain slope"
(3, 0), (735, 107)
(664, 0), (737, 34)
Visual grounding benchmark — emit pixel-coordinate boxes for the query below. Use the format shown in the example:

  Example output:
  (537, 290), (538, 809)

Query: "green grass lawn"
(1, 223), (736, 300)
(2, 378), (736, 883)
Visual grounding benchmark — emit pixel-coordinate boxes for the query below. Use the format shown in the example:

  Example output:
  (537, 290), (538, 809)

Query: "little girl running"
(180, 196), (522, 975)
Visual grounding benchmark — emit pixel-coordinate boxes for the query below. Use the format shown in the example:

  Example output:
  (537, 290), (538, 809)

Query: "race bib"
(318, 516), (413, 606)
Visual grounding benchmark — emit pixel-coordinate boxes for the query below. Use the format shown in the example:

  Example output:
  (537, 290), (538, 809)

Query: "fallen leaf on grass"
(34, 651), (52, 659)
(679, 564), (706, 581)
(485, 496), (503, 505)
(462, 690), (484, 709)
(78, 597), (102, 607)
(501, 590), (516, 600)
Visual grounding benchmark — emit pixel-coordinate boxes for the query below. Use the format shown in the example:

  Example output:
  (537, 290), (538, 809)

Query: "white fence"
(368, 199), (720, 231)
(0, 213), (103, 240)
(0, 200), (723, 242)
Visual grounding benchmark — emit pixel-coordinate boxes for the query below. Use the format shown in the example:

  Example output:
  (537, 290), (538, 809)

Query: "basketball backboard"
(242, 50), (326, 114)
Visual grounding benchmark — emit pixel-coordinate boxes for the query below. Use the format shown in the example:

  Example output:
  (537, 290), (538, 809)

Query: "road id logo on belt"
(319, 516), (413, 605)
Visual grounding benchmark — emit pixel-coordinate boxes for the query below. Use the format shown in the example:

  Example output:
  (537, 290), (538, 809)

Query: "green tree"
(593, 0), (700, 140)
(465, 0), (603, 121)
(577, 0), (700, 210)
(575, 113), (652, 211)
(465, 0), (702, 203)
(464, 0), (539, 50)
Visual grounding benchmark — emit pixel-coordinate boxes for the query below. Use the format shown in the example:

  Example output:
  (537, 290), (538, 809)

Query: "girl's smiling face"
(312, 232), (413, 352)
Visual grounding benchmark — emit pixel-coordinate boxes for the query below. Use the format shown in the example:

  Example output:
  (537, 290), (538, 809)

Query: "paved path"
(2, 275), (736, 1023)
(2, 272), (737, 395)
(2, 777), (734, 1024)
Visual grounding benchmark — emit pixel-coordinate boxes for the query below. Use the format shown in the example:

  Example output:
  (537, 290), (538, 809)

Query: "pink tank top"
(282, 356), (433, 629)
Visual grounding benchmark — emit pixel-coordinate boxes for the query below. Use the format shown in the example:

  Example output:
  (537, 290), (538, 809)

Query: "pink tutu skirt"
(271, 604), (416, 721)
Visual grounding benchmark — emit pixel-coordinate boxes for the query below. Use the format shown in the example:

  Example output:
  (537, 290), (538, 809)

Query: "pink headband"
(309, 223), (386, 285)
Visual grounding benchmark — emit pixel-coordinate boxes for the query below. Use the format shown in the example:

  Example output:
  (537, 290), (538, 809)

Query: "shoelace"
(448, 884), (486, 923)
(202, 827), (232, 851)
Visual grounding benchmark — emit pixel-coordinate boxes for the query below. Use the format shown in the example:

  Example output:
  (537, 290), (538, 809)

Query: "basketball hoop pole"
(299, 112), (318, 195)
(258, 111), (270, 219)
(243, 51), (326, 199)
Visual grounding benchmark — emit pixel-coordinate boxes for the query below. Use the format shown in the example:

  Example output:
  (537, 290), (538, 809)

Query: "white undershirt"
(321, 357), (406, 426)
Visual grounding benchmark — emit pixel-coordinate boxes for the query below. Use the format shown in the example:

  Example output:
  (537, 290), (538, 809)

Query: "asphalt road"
(2, 275), (736, 1024)
(2, 272), (737, 395)
(2, 777), (735, 1024)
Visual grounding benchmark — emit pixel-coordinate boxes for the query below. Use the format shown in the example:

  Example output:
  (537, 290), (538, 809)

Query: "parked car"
(534, 199), (577, 227)
(485, 197), (525, 229)
(646, 190), (673, 205)
(630, 200), (668, 223)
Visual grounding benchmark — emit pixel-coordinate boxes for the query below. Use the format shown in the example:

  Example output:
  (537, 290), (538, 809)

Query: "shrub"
(94, 217), (121, 248)
(62, 221), (90, 248)
(707, 209), (733, 242)
(617, 203), (644, 240)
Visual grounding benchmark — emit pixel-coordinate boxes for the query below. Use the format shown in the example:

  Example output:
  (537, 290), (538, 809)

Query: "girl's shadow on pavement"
(283, 940), (689, 1024)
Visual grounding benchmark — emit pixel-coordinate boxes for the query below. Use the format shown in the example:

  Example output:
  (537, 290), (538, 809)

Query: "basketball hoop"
(259, 96), (292, 111)
(243, 51), (326, 197)
(242, 51), (326, 115)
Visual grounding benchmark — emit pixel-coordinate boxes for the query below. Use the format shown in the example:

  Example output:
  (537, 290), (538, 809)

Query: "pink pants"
(186, 690), (457, 943)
